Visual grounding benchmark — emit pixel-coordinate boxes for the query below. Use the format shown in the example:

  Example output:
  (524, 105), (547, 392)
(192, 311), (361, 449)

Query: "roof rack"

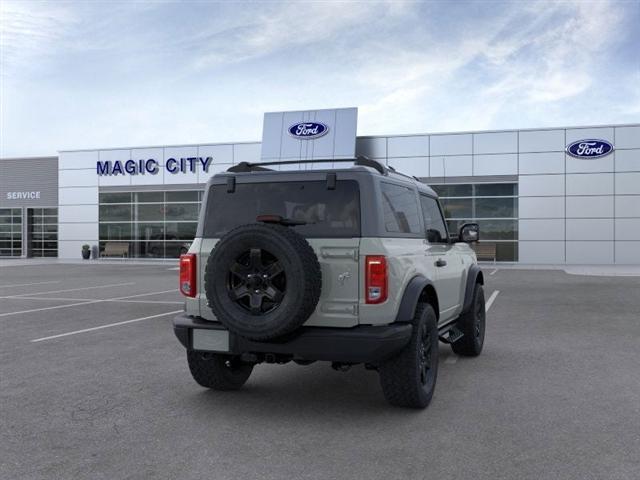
(226, 156), (387, 175)
(387, 165), (421, 182)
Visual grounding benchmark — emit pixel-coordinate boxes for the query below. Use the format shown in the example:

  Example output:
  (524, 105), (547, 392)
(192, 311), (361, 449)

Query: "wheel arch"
(462, 265), (484, 314)
(395, 276), (440, 323)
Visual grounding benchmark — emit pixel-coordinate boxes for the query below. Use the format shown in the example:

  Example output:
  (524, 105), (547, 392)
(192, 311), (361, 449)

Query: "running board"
(439, 326), (464, 344)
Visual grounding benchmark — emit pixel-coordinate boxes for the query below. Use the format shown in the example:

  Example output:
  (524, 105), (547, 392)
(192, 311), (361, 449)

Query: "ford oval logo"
(566, 139), (614, 159)
(288, 122), (329, 139)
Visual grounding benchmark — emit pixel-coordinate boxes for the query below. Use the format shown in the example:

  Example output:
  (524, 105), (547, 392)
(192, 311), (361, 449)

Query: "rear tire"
(379, 304), (439, 408)
(205, 223), (322, 341)
(187, 351), (253, 390)
(451, 283), (485, 357)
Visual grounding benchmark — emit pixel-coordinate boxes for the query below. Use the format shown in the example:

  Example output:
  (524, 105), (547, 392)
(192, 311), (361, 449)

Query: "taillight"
(365, 255), (387, 304)
(179, 254), (197, 297)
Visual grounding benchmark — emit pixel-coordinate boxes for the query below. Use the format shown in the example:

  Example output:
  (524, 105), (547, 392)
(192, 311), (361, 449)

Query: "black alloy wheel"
(474, 291), (486, 341)
(227, 248), (286, 315)
(418, 322), (435, 387)
(451, 283), (486, 357)
(205, 223), (321, 341)
(379, 303), (439, 408)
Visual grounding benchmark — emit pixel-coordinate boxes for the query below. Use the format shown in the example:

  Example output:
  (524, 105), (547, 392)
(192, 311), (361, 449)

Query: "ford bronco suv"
(173, 157), (485, 408)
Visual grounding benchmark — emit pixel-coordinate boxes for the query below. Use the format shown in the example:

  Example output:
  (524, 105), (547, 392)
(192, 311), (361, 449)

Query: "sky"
(1, 0), (639, 157)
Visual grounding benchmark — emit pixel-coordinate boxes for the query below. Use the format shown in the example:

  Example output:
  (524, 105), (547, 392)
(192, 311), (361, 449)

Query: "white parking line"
(0, 289), (178, 318)
(108, 300), (183, 305)
(5, 297), (183, 305)
(489, 269), (498, 276)
(0, 281), (60, 288)
(485, 290), (500, 312)
(0, 300), (101, 318)
(110, 289), (176, 300)
(444, 355), (458, 364)
(0, 282), (136, 299)
(30, 310), (183, 342)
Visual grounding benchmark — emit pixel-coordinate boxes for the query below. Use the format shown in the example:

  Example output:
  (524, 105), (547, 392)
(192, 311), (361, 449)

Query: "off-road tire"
(205, 223), (321, 341)
(451, 283), (485, 357)
(379, 304), (439, 408)
(187, 351), (253, 390)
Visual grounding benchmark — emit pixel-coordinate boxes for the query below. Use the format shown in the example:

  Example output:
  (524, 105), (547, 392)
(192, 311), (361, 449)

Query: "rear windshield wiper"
(256, 215), (307, 226)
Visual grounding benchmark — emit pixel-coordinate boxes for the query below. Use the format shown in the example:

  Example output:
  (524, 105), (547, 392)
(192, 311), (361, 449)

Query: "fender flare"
(394, 275), (438, 323)
(461, 265), (484, 313)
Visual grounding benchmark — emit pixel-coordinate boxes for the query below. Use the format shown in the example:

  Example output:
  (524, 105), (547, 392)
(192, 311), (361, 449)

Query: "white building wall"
(359, 123), (640, 264)
(57, 124), (640, 264)
(58, 150), (99, 259)
(57, 142), (260, 258)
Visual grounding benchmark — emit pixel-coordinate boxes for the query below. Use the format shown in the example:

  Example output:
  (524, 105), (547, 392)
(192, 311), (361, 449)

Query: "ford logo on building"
(288, 122), (329, 139)
(566, 139), (614, 159)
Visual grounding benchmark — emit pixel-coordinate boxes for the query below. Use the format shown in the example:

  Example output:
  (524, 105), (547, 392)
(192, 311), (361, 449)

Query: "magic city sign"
(566, 139), (614, 159)
(96, 157), (213, 176)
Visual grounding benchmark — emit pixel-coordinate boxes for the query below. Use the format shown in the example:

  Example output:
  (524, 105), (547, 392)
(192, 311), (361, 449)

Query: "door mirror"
(459, 223), (480, 243)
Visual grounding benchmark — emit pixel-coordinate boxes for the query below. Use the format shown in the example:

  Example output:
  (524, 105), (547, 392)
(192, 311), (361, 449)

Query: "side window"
(420, 195), (448, 243)
(381, 183), (421, 234)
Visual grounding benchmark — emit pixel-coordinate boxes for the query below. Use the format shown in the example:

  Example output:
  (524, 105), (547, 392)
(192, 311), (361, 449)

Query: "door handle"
(435, 259), (447, 267)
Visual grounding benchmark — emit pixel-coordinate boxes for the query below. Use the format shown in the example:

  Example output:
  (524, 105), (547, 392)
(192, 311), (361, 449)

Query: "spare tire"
(205, 223), (322, 341)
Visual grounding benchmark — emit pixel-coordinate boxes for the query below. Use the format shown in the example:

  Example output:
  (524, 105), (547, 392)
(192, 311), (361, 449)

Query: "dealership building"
(1, 108), (639, 264)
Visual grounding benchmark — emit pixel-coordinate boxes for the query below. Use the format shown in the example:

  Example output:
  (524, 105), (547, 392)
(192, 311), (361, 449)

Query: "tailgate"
(304, 238), (360, 327)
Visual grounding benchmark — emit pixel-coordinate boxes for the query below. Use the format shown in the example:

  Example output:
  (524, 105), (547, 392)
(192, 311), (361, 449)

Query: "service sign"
(288, 122), (329, 139)
(6, 191), (41, 200)
(566, 139), (614, 159)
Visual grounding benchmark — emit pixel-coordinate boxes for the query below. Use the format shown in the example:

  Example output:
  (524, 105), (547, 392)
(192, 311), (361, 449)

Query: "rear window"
(204, 180), (360, 238)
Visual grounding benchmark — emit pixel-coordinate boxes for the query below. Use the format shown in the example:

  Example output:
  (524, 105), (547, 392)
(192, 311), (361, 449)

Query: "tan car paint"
(188, 235), (476, 328)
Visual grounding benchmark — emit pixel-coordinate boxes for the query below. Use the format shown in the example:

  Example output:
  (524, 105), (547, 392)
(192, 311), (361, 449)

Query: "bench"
(101, 242), (129, 258)
(472, 242), (497, 263)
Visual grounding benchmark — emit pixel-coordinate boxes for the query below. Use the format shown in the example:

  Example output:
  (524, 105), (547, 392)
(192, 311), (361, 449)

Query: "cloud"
(0, 1), (77, 72)
(188, 1), (410, 70)
(358, 0), (634, 133)
(0, 0), (637, 156)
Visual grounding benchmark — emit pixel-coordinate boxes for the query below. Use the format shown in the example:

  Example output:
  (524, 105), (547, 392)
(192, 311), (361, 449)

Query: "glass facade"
(98, 190), (203, 258)
(28, 208), (58, 257)
(431, 183), (519, 261)
(0, 208), (22, 257)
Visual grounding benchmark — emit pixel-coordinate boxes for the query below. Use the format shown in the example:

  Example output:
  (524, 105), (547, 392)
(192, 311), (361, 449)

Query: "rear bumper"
(173, 314), (412, 364)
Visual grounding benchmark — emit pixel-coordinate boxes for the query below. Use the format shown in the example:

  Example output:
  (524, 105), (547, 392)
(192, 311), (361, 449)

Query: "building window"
(98, 190), (203, 258)
(430, 183), (518, 261)
(28, 208), (58, 258)
(0, 208), (22, 257)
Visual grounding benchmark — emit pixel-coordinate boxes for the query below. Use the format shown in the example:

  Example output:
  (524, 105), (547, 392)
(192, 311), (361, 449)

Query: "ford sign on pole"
(288, 122), (329, 139)
(566, 139), (614, 159)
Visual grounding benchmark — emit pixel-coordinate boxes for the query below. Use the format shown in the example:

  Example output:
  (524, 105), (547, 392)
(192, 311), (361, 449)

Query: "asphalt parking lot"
(1, 263), (639, 480)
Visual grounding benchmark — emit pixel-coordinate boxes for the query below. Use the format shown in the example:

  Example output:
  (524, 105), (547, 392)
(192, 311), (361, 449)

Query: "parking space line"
(485, 290), (500, 312)
(0, 282), (136, 299)
(489, 269), (498, 275)
(444, 355), (458, 364)
(0, 289), (179, 318)
(0, 300), (103, 317)
(108, 300), (184, 304)
(0, 281), (60, 288)
(30, 310), (183, 343)
(3, 297), (183, 305)
(110, 289), (176, 299)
